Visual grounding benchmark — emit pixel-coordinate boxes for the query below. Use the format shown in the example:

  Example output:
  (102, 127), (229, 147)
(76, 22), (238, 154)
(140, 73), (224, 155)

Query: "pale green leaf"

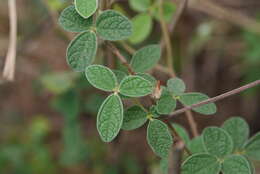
(202, 127), (233, 158)
(222, 155), (252, 174)
(136, 73), (157, 86)
(188, 136), (206, 154)
(167, 77), (185, 96)
(96, 10), (132, 41)
(58, 5), (93, 32)
(244, 132), (260, 160)
(147, 119), (173, 158)
(151, 1), (176, 22)
(75, 0), (98, 18)
(156, 89), (176, 115)
(172, 123), (190, 144)
(66, 31), (97, 71)
(181, 154), (221, 174)
(113, 70), (127, 83)
(119, 75), (153, 97)
(85, 65), (117, 92)
(222, 117), (249, 151)
(122, 106), (147, 130)
(129, 0), (151, 12)
(131, 44), (161, 73)
(97, 94), (123, 142)
(129, 13), (153, 44)
(179, 92), (217, 115)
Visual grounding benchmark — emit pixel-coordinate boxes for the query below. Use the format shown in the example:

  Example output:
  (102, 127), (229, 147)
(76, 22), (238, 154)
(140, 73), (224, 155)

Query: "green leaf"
(147, 119), (173, 158)
(222, 155), (252, 174)
(129, 13), (153, 44)
(66, 31), (97, 72)
(41, 72), (75, 94)
(202, 127), (233, 158)
(122, 106), (147, 130)
(188, 136), (206, 154)
(160, 158), (169, 174)
(151, 1), (176, 22)
(119, 75), (153, 97)
(179, 92), (217, 115)
(244, 132), (260, 160)
(131, 44), (161, 73)
(181, 154), (221, 174)
(167, 77), (186, 96)
(136, 73), (157, 86)
(129, 0), (151, 12)
(112, 70), (127, 83)
(172, 123), (190, 144)
(58, 5), (93, 32)
(51, 90), (79, 119)
(97, 94), (123, 142)
(222, 117), (249, 151)
(96, 10), (132, 41)
(74, 0), (98, 18)
(85, 65), (118, 92)
(156, 89), (176, 115)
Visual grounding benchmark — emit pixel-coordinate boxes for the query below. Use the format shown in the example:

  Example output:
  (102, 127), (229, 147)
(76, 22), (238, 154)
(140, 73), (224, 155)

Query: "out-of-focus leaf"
(129, 0), (151, 12)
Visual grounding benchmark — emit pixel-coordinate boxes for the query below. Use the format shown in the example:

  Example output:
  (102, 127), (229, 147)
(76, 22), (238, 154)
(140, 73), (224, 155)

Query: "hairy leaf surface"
(131, 45), (161, 73)
(75, 0), (98, 18)
(147, 119), (173, 158)
(96, 10), (132, 41)
(59, 5), (93, 32)
(202, 127), (233, 158)
(119, 76), (153, 97)
(244, 132), (260, 160)
(167, 77), (186, 96)
(85, 65), (117, 91)
(222, 155), (251, 174)
(122, 106), (147, 130)
(97, 94), (123, 142)
(66, 31), (97, 71)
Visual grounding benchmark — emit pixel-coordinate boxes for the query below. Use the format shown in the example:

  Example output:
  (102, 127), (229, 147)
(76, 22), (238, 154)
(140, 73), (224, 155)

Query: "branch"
(2, 0), (17, 81)
(167, 80), (260, 119)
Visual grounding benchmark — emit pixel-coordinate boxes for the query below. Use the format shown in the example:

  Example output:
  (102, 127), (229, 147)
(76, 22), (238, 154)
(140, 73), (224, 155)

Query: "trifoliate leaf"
(96, 10), (132, 41)
(66, 31), (97, 71)
(119, 76), (153, 97)
(136, 73), (157, 86)
(156, 89), (176, 115)
(172, 123), (190, 144)
(222, 155), (252, 174)
(85, 65), (118, 92)
(202, 127), (233, 158)
(149, 105), (160, 118)
(129, 0), (151, 12)
(244, 132), (260, 160)
(179, 92), (217, 115)
(130, 44), (161, 73)
(113, 70), (127, 83)
(188, 136), (206, 154)
(181, 154), (221, 174)
(75, 0), (98, 18)
(58, 5), (93, 32)
(167, 77), (186, 96)
(97, 94), (123, 142)
(222, 117), (249, 151)
(147, 119), (173, 158)
(129, 13), (152, 44)
(122, 106), (147, 130)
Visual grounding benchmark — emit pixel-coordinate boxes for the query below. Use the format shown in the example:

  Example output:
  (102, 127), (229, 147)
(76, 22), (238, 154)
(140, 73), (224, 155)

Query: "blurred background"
(0, 0), (259, 173)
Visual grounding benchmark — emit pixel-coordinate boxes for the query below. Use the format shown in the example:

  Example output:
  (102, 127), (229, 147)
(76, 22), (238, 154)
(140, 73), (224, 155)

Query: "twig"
(185, 110), (199, 137)
(2, 0), (17, 81)
(158, 0), (176, 77)
(189, 0), (260, 34)
(106, 42), (135, 75)
(169, 141), (185, 174)
(167, 80), (260, 118)
(169, 0), (188, 33)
